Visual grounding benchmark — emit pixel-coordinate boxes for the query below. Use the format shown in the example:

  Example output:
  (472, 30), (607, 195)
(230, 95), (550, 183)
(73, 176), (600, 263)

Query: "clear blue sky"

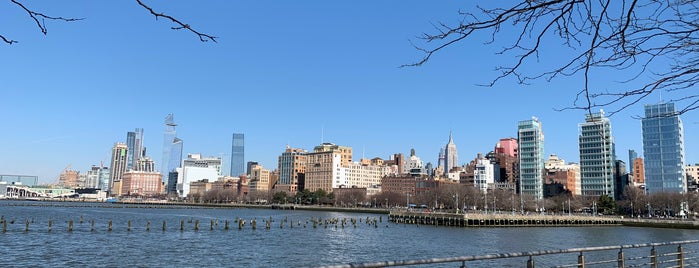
(2, 1), (696, 184)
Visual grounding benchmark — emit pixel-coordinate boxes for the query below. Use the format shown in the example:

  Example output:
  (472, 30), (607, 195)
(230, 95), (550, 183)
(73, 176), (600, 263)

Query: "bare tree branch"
(136, 0), (217, 43)
(407, 0), (699, 116)
(4, 0), (84, 45)
(0, 34), (18, 45)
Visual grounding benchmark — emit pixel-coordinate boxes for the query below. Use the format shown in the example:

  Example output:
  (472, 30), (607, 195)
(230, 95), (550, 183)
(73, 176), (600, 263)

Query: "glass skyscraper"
(642, 103), (686, 194)
(161, 114), (182, 184)
(628, 149), (638, 175)
(126, 128), (144, 170)
(579, 110), (616, 199)
(518, 117), (545, 199)
(230, 133), (245, 177)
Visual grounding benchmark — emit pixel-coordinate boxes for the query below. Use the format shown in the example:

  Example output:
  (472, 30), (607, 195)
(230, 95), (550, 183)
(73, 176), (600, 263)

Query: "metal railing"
(317, 240), (699, 268)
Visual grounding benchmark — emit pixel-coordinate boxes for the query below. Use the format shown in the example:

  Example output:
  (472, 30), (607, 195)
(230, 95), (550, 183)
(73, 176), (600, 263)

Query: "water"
(1, 200), (698, 267)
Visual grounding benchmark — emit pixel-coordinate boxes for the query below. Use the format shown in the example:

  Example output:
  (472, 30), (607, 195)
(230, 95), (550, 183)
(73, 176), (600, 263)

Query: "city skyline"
(2, 1), (697, 183)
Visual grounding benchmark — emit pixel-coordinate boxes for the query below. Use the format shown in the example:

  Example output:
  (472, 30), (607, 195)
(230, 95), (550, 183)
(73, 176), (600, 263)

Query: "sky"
(2, 1), (697, 184)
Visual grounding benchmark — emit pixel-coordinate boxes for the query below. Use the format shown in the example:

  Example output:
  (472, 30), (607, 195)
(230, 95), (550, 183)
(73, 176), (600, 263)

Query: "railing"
(317, 240), (699, 268)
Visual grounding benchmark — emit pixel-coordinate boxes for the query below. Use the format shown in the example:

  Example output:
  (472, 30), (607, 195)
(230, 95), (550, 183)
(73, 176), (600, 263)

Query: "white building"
(183, 153), (223, 176)
(474, 155), (494, 192)
(177, 166), (219, 198)
(338, 160), (393, 189)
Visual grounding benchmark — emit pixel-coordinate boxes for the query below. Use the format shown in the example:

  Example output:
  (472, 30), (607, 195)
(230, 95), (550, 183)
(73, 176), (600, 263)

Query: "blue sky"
(2, 1), (697, 184)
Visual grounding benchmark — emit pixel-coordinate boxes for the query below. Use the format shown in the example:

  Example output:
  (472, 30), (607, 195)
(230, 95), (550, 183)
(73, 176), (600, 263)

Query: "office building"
(161, 114), (183, 184)
(126, 128), (145, 170)
(305, 143), (352, 193)
(277, 146), (307, 192)
(642, 103), (686, 193)
(230, 133), (245, 177)
(444, 131), (458, 175)
(109, 143), (128, 195)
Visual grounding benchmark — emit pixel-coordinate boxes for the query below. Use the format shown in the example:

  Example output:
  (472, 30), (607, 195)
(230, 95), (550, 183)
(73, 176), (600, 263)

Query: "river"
(1, 200), (697, 267)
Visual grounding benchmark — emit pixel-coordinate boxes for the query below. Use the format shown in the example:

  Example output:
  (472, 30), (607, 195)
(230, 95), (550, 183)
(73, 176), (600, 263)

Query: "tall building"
(642, 103), (686, 194)
(518, 117), (545, 199)
(305, 143), (352, 193)
(278, 146), (307, 192)
(109, 143), (128, 196)
(86, 165), (109, 189)
(230, 133), (245, 177)
(126, 128), (145, 170)
(633, 158), (645, 185)
(161, 114), (182, 184)
(579, 110), (617, 199)
(628, 150), (638, 175)
(443, 131), (458, 175)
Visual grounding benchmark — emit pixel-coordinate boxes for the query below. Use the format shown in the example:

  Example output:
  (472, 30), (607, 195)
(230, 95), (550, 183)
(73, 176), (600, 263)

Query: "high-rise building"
(518, 117), (545, 199)
(278, 146), (307, 192)
(628, 150), (638, 175)
(230, 133), (245, 177)
(642, 102), (686, 194)
(86, 165), (109, 189)
(248, 164), (271, 193)
(443, 131), (458, 175)
(109, 143), (128, 196)
(579, 110), (617, 199)
(161, 114), (182, 184)
(305, 143), (352, 193)
(633, 158), (645, 185)
(126, 128), (144, 170)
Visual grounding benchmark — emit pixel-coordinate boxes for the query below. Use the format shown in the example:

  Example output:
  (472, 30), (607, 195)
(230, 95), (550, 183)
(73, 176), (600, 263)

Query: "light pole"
(406, 193), (411, 211)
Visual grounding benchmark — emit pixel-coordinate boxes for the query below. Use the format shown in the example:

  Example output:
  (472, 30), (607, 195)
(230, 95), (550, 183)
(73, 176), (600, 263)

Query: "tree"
(408, 1), (699, 116)
(2, 0), (216, 45)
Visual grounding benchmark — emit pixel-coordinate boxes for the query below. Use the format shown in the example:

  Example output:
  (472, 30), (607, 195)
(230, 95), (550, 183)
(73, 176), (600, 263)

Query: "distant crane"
(51, 164), (72, 186)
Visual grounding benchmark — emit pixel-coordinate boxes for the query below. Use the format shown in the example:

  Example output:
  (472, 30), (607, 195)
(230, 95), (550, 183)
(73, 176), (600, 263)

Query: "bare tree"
(2, 0), (216, 45)
(407, 1), (699, 116)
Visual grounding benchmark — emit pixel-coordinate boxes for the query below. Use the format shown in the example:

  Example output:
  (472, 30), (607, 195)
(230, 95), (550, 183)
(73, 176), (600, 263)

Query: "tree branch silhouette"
(407, 0), (699, 116)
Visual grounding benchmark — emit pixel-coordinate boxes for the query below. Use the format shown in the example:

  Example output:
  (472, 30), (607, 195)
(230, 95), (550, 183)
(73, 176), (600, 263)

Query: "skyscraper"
(642, 103), (686, 194)
(109, 143), (128, 196)
(628, 150), (638, 175)
(579, 110), (616, 199)
(126, 128), (144, 170)
(278, 146), (307, 191)
(161, 114), (182, 184)
(230, 133), (245, 177)
(518, 117), (545, 199)
(443, 131), (458, 175)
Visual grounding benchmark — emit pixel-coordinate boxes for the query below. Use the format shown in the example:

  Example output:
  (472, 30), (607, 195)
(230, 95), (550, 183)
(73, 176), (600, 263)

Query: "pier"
(389, 211), (622, 227)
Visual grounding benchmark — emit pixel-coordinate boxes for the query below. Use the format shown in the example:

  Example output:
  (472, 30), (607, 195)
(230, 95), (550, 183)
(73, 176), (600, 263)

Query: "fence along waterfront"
(317, 240), (699, 268)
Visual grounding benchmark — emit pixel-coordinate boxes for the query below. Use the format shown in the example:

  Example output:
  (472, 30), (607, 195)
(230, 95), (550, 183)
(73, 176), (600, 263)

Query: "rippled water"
(1, 200), (697, 267)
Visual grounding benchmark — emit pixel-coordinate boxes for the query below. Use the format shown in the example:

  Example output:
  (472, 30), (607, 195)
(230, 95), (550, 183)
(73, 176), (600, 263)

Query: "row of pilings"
(0, 215), (385, 233)
(389, 212), (622, 227)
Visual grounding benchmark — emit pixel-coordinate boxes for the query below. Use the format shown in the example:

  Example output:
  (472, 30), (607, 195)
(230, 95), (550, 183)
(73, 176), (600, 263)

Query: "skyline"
(2, 1), (697, 183)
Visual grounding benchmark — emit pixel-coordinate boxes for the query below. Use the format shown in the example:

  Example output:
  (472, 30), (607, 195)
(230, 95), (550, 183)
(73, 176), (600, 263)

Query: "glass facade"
(161, 114), (181, 184)
(0, 175), (38, 186)
(578, 110), (616, 199)
(518, 118), (544, 199)
(628, 150), (637, 174)
(126, 128), (144, 170)
(642, 103), (686, 193)
(230, 133), (245, 177)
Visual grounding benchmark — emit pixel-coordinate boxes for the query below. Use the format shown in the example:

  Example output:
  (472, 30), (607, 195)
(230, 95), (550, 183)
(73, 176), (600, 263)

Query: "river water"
(1, 200), (697, 267)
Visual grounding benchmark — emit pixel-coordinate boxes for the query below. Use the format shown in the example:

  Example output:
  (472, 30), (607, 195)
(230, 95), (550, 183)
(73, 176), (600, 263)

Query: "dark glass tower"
(230, 133), (245, 177)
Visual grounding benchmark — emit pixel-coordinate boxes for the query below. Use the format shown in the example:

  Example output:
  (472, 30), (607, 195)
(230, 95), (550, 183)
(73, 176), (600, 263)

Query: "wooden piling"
(146, 221), (151, 231)
(48, 219), (53, 232)
(194, 220), (199, 231)
(210, 219), (214, 231)
(25, 219), (29, 232)
(68, 220), (74, 232)
(127, 220), (131, 231)
(91, 219), (95, 232)
(3, 220), (7, 233)
(162, 220), (167, 231)
(180, 219), (185, 231)
(225, 220), (230, 230)
(108, 220), (113, 231)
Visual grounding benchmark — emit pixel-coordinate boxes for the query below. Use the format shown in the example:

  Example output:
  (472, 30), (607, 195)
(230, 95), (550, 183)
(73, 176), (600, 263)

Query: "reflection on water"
(1, 200), (697, 267)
